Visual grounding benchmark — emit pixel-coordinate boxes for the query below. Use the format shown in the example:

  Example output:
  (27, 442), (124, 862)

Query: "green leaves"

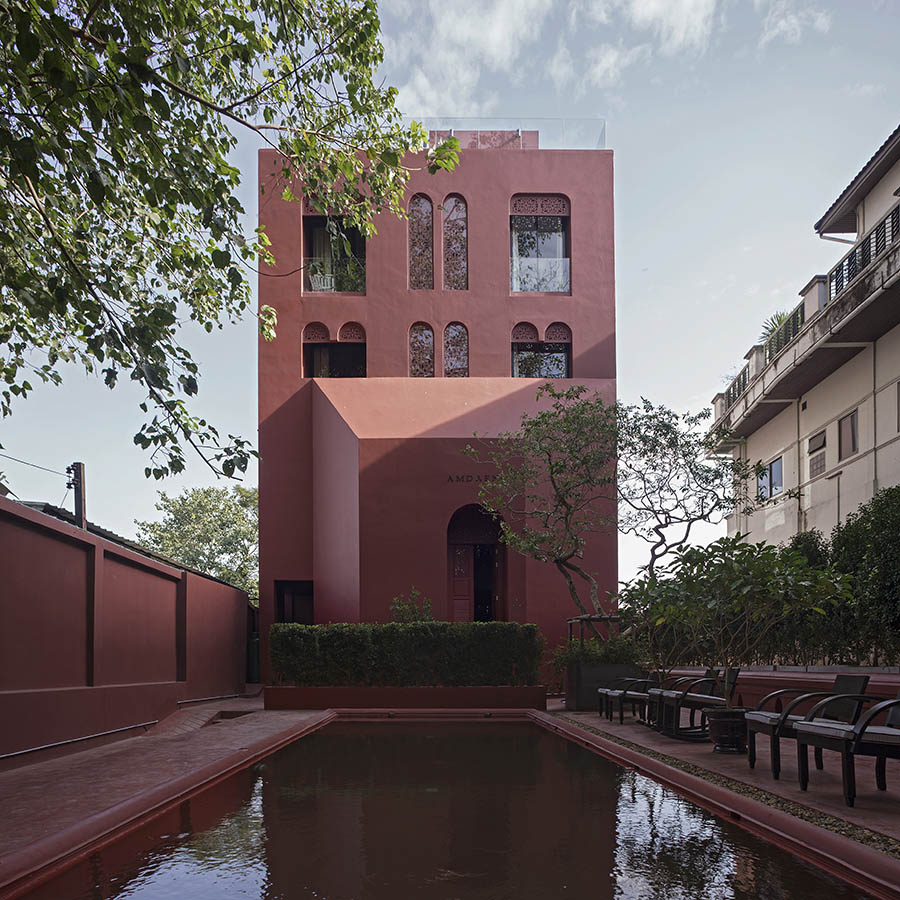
(0, 0), (450, 479)
(134, 485), (258, 594)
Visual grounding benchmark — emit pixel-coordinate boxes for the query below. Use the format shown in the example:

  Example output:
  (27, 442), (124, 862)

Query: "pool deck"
(1, 697), (900, 900)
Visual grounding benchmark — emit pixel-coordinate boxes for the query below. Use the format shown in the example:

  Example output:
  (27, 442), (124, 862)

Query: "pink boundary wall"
(0, 496), (249, 757)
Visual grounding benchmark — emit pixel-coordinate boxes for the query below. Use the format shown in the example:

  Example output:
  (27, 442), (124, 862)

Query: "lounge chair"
(744, 674), (870, 779)
(658, 668), (740, 740)
(794, 688), (900, 807)
(604, 673), (696, 725)
(647, 669), (719, 733)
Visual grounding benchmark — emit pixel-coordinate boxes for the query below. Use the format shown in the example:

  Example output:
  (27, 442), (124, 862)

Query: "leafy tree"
(466, 383), (618, 628)
(831, 485), (900, 664)
(135, 485), (258, 594)
(617, 399), (768, 576)
(658, 535), (849, 706)
(0, 0), (458, 478)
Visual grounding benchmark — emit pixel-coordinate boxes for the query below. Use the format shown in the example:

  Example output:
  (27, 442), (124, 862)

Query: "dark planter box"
(565, 663), (645, 711)
(265, 685), (547, 710)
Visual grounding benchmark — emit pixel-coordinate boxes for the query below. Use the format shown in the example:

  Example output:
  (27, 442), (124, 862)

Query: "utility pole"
(67, 462), (86, 529)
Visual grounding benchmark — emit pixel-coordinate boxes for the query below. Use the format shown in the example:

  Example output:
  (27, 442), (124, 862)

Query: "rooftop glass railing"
(404, 117), (606, 151)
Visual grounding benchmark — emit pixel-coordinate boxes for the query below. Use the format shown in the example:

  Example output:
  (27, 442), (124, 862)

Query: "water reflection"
(23, 724), (874, 900)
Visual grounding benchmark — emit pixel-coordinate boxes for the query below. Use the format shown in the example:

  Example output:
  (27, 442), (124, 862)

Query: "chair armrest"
(664, 675), (698, 689)
(803, 694), (886, 722)
(768, 691), (840, 732)
(753, 688), (812, 711)
(853, 699), (900, 746)
(676, 677), (717, 699)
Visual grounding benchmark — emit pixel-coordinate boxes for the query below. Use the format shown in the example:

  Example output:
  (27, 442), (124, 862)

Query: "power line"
(0, 452), (68, 477)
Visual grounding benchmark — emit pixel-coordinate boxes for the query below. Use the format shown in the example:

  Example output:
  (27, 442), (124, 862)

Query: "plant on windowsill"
(659, 535), (850, 752)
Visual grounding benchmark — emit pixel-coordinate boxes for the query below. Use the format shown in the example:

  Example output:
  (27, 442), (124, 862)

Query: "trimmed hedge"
(269, 621), (545, 686)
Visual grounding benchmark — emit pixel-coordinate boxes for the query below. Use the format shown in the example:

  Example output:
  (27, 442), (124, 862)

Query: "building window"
(512, 343), (571, 378)
(810, 452), (826, 479)
(409, 322), (434, 376)
(409, 194), (433, 290)
(302, 216), (365, 293)
(302, 322), (366, 377)
(757, 456), (783, 500)
(442, 195), (468, 290)
(839, 409), (859, 460)
(808, 430), (826, 454)
(444, 322), (469, 377)
(510, 194), (570, 293)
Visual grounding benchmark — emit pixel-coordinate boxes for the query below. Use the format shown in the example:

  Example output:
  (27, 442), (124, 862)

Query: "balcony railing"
(764, 302), (805, 364)
(724, 364), (750, 410)
(510, 257), (571, 293)
(303, 256), (365, 293)
(828, 199), (900, 302)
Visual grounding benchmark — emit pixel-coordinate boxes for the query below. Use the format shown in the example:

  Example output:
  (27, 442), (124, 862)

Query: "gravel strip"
(551, 711), (900, 859)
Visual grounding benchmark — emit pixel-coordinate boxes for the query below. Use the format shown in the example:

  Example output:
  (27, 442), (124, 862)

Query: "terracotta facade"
(258, 132), (617, 677)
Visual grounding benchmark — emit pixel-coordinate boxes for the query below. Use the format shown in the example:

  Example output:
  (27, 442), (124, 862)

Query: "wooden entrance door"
(448, 544), (474, 622)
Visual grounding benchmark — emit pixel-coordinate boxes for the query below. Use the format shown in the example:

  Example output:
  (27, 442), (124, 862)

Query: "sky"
(2, 0), (899, 584)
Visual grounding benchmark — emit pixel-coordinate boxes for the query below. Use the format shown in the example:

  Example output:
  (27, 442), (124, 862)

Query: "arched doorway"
(447, 505), (505, 622)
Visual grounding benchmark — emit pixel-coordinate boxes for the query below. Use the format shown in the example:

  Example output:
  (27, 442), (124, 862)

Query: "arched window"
(302, 321), (366, 377)
(339, 322), (366, 342)
(409, 194), (433, 289)
(443, 323), (468, 377)
(442, 194), (468, 290)
(545, 322), (572, 342)
(511, 321), (571, 378)
(409, 323), (434, 377)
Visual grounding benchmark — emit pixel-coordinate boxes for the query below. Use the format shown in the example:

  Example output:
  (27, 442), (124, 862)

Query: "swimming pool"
(21, 723), (876, 899)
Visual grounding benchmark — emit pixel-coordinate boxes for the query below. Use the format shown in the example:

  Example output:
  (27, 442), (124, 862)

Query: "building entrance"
(447, 505), (504, 622)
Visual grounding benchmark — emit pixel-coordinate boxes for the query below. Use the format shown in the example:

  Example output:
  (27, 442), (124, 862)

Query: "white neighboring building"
(712, 123), (900, 543)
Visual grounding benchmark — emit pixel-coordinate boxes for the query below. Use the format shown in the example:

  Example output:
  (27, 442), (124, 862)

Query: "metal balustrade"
(303, 256), (366, 293)
(764, 302), (805, 364)
(828, 199), (900, 302)
(724, 364), (749, 411)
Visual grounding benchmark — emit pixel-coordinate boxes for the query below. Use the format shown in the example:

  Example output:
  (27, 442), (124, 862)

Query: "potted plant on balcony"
(554, 632), (646, 711)
(663, 535), (850, 752)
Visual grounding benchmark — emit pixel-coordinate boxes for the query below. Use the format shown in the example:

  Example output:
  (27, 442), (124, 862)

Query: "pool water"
(25, 723), (875, 900)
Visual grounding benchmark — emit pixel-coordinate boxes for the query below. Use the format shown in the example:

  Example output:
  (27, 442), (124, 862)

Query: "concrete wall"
(857, 156), (900, 234)
(729, 320), (900, 541)
(0, 497), (248, 756)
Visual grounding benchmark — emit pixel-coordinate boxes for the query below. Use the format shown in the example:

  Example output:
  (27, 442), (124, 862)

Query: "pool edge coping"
(530, 710), (900, 900)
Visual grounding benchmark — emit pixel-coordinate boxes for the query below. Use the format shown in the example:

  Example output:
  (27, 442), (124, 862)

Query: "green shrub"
(550, 634), (645, 676)
(269, 621), (545, 686)
(389, 586), (434, 623)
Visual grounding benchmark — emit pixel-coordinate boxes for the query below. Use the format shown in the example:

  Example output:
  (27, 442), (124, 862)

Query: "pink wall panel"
(96, 554), (177, 685)
(0, 515), (88, 690)
(184, 572), (246, 698)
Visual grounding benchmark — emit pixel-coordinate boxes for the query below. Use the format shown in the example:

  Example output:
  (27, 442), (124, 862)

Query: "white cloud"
(385, 0), (553, 116)
(755, 0), (832, 47)
(621, 0), (719, 55)
(549, 40), (577, 90)
(585, 42), (650, 88)
(843, 82), (886, 98)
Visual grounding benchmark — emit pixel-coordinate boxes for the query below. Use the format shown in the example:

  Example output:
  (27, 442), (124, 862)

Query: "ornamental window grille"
(444, 323), (469, 377)
(544, 322), (572, 342)
(409, 194), (434, 289)
(511, 322), (539, 342)
(338, 322), (366, 342)
(409, 323), (435, 377)
(442, 195), (468, 290)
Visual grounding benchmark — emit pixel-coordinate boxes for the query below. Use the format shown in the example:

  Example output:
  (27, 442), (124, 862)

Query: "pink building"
(258, 121), (616, 677)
